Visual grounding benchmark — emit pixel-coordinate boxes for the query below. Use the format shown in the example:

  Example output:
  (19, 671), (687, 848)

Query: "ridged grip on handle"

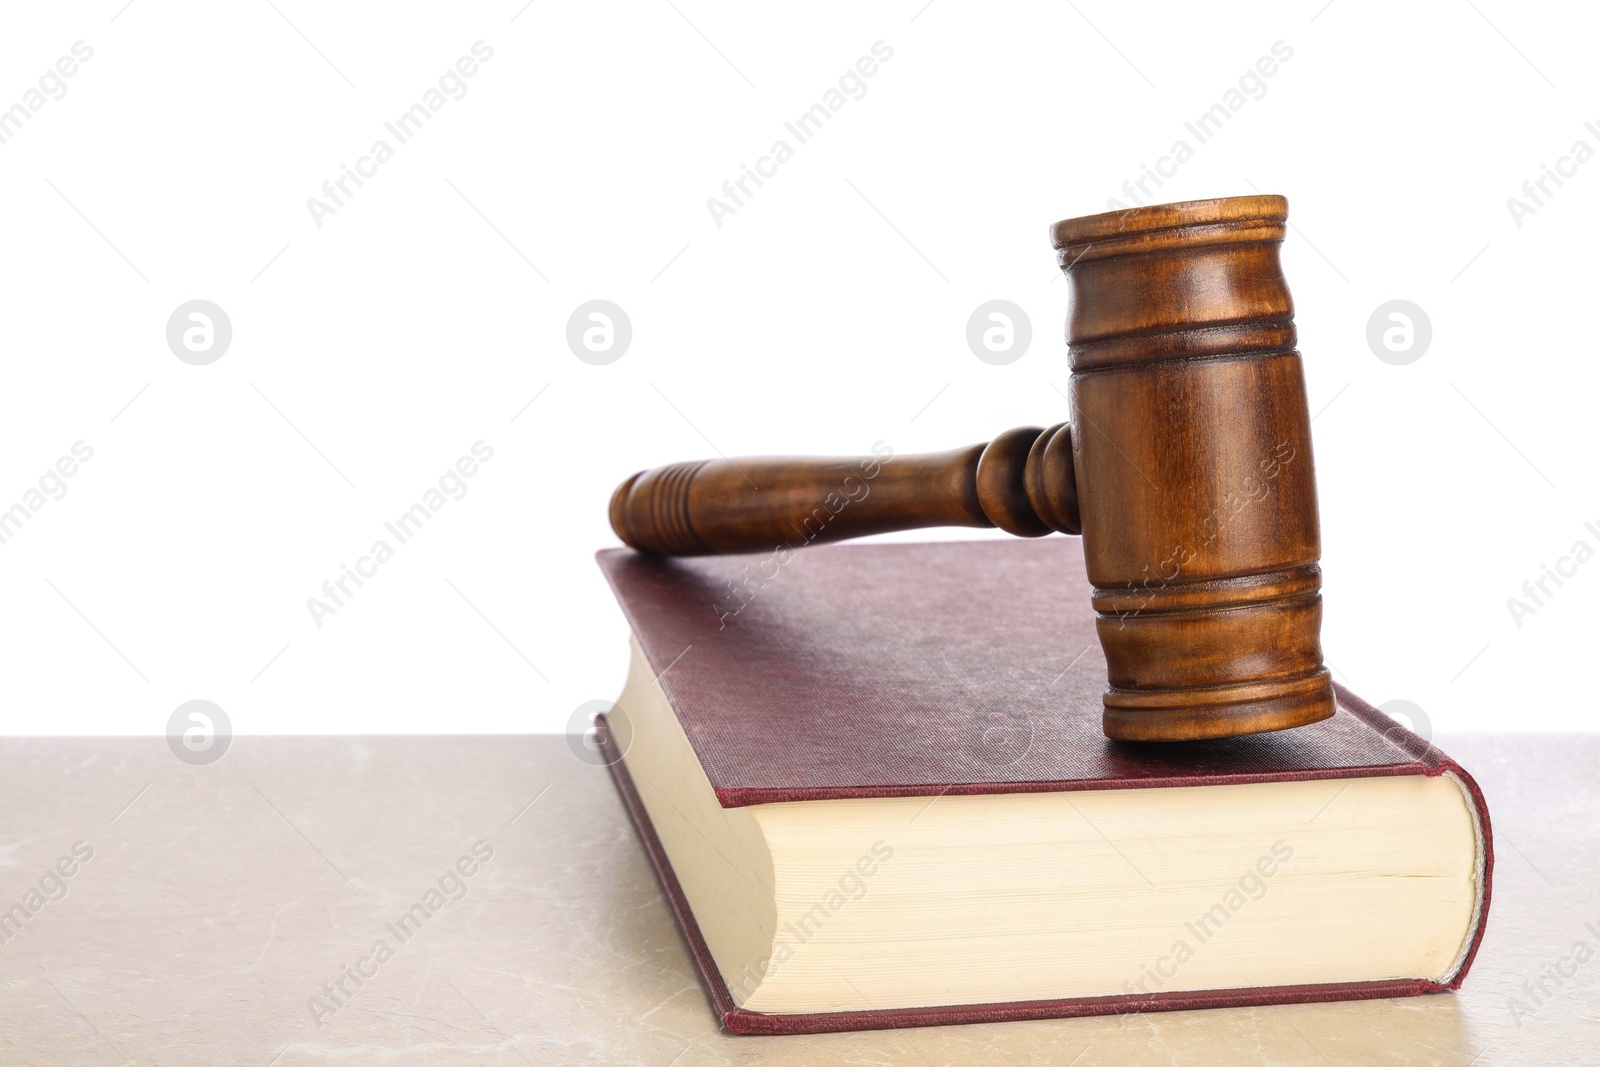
(610, 425), (1080, 557)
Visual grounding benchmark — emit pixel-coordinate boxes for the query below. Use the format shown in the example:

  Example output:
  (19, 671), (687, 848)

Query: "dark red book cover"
(595, 538), (1493, 1035)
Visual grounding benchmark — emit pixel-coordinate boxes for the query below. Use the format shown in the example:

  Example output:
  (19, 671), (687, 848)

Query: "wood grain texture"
(609, 195), (1333, 742)
(609, 426), (1080, 556)
(1054, 196), (1332, 741)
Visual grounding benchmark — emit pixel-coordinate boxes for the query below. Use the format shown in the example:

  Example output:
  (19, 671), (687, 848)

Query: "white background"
(0, 0), (1594, 736)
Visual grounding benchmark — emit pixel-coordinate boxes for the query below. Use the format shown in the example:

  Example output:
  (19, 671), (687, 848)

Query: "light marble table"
(0, 734), (1593, 1066)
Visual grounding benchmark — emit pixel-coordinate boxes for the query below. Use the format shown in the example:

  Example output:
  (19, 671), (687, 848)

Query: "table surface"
(0, 733), (1593, 1066)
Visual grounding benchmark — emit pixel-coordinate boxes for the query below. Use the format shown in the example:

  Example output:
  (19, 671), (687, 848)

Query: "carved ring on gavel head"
(610, 195), (1335, 744)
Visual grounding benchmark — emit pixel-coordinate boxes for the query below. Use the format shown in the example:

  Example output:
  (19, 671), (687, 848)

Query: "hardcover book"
(595, 538), (1492, 1035)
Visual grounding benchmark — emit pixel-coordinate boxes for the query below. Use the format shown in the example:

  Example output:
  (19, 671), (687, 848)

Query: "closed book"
(594, 538), (1492, 1036)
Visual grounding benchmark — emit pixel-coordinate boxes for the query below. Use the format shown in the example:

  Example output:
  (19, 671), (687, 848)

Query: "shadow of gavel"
(610, 195), (1333, 743)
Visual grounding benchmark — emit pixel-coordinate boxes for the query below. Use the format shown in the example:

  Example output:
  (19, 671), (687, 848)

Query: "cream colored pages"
(614, 639), (1482, 1014)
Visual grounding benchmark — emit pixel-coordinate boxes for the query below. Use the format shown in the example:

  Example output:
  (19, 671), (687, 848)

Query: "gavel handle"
(610, 424), (1080, 556)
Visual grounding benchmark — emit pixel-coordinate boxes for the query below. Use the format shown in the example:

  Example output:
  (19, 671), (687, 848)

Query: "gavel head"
(1052, 194), (1334, 741)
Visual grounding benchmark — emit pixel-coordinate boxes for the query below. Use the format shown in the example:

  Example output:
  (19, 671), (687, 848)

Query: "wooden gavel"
(610, 195), (1334, 743)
